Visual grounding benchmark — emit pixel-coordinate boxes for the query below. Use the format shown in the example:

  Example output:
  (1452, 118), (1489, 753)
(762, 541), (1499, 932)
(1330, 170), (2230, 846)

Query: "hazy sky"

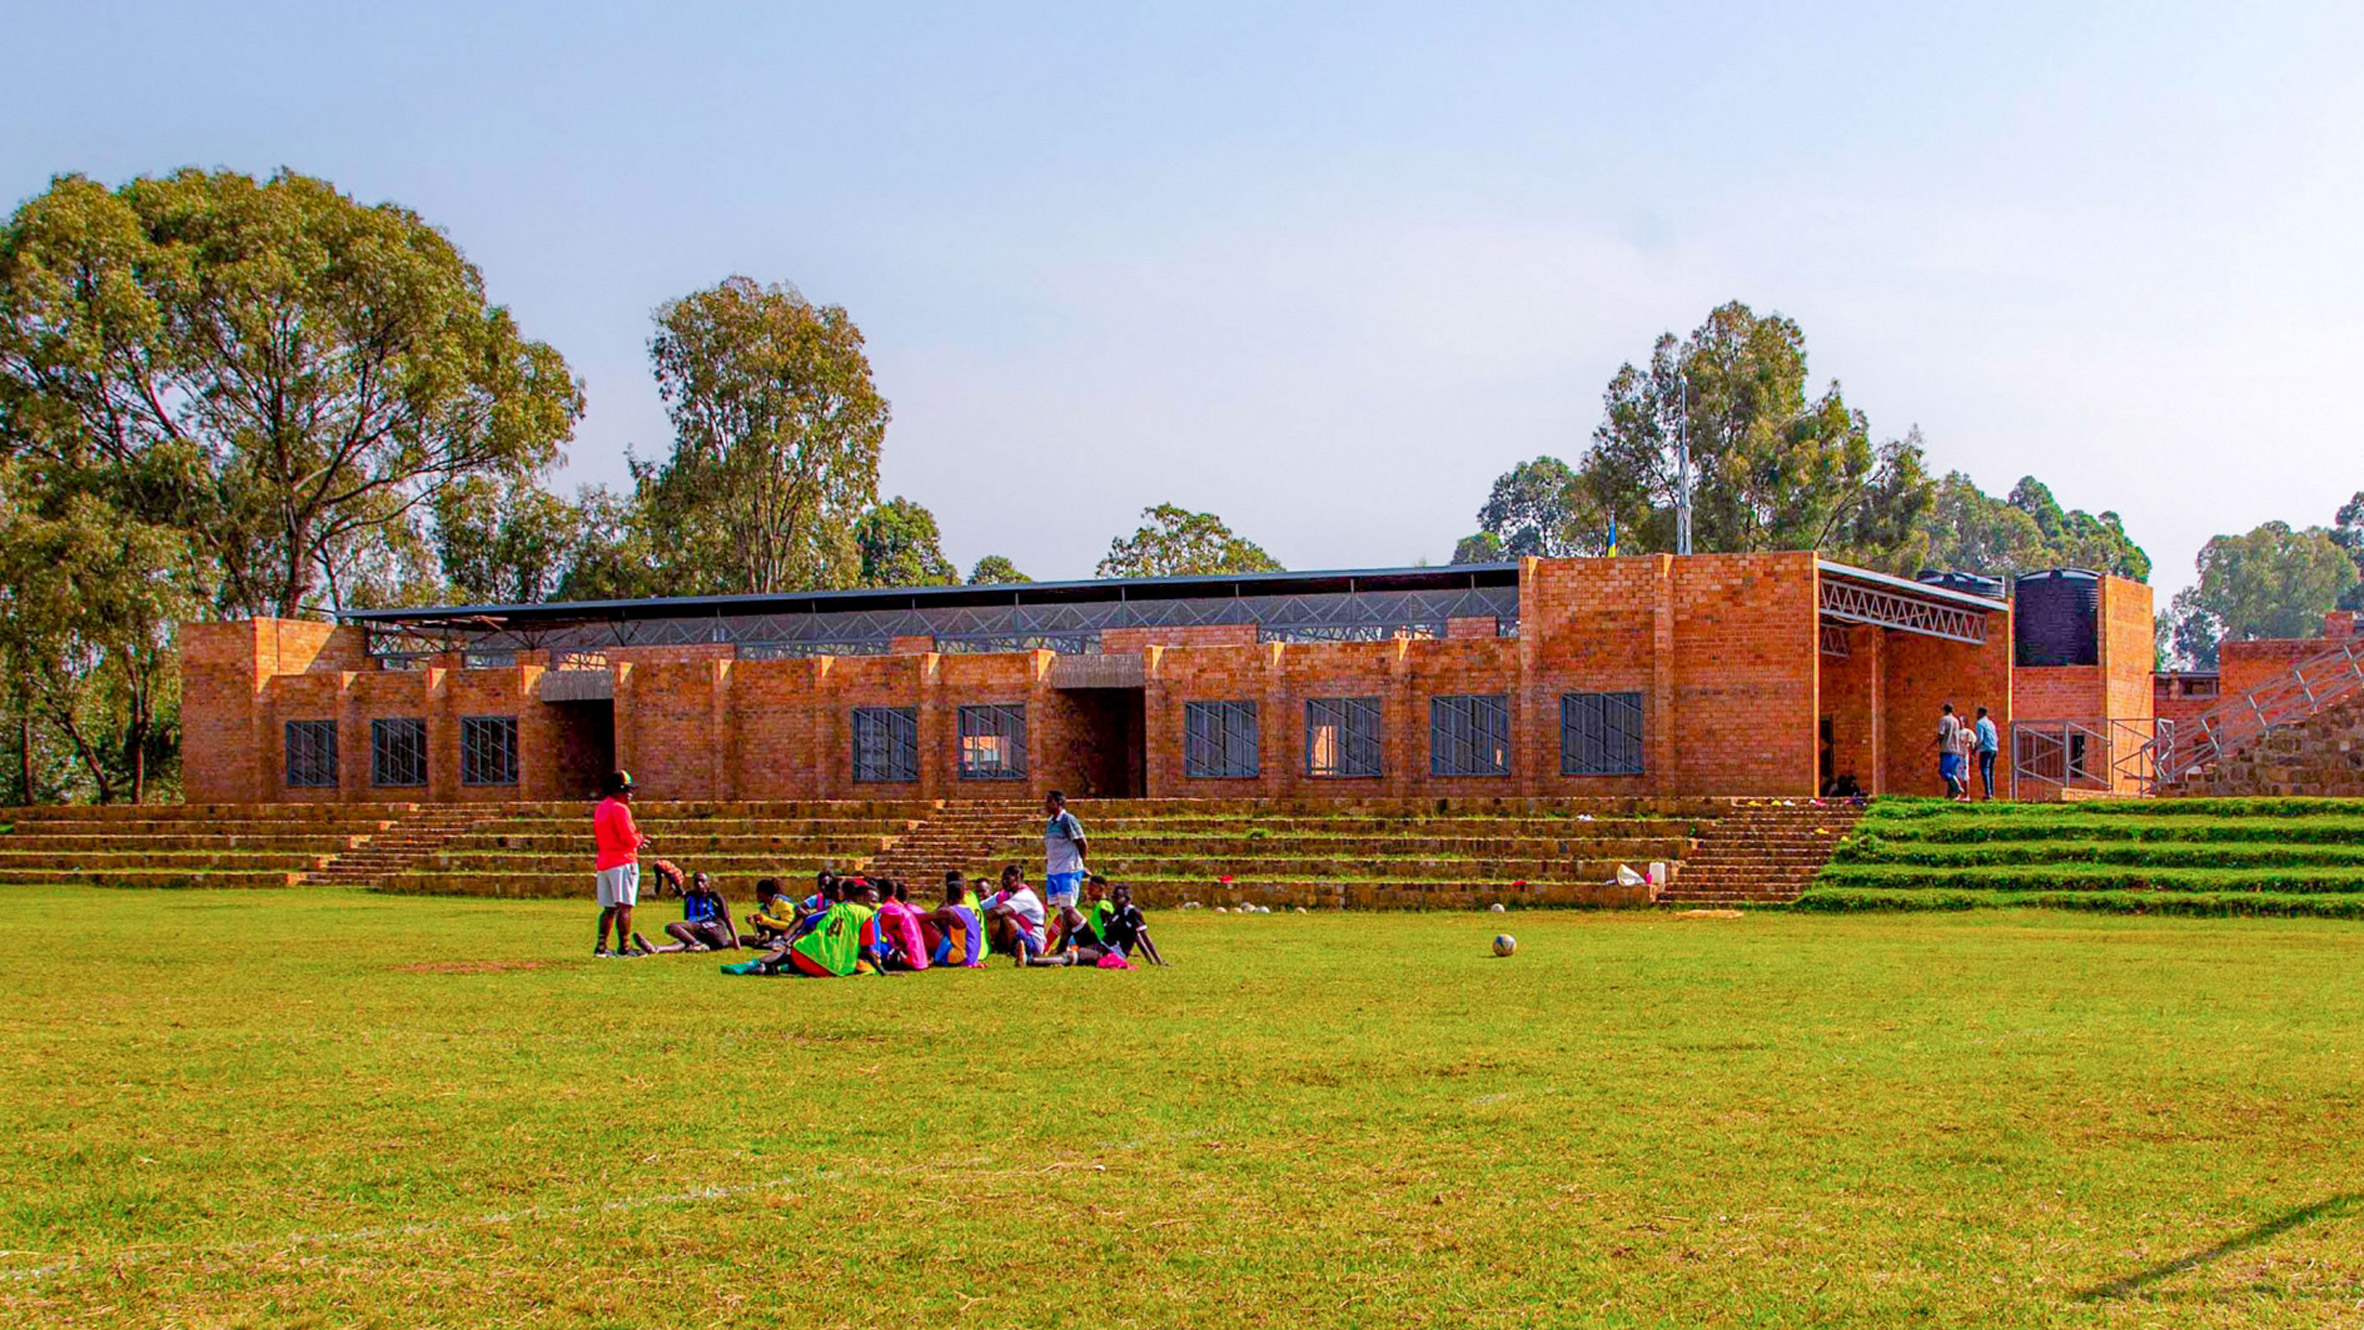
(7, 1), (2361, 598)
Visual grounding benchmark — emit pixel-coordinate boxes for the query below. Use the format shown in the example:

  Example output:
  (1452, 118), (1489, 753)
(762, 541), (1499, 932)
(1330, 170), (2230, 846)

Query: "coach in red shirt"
(592, 770), (649, 958)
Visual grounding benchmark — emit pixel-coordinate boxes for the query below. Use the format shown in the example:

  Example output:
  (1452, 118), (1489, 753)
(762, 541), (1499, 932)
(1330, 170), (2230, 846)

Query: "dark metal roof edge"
(1816, 559), (2011, 613)
(338, 562), (1527, 625)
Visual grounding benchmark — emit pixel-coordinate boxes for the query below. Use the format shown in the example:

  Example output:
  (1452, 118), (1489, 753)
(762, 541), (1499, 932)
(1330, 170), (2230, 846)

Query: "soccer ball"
(1488, 902), (1506, 912)
(1492, 934), (1517, 957)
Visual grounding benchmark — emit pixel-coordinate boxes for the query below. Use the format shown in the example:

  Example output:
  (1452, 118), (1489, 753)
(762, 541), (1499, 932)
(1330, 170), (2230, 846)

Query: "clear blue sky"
(8, 1), (2361, 598)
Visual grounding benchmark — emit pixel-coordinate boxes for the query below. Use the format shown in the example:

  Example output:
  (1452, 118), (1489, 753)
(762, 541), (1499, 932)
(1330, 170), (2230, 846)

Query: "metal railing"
(2142, 640), (2364, 790)
(2010, 717), (2173, 799)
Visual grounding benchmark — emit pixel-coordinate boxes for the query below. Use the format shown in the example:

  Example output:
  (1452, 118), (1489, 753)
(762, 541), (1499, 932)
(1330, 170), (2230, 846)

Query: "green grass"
(6, 888), (2364, 1326)
(1805, 799), (2364, 914)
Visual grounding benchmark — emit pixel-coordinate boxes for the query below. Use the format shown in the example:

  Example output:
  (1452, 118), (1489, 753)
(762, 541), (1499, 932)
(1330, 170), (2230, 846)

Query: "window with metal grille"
(958, 703), (1027, 780)
(371, 717), (428, 787)
(284, 720), (338, 788)
(1430, 694), (1510, 777)
(1304, 697), (1382, 778)
(852, 707), (920, 782)
(459, 716), (519, 786)
(1183, 700), (1259, 778)
(463, 648), (517, 670)
(1561, 692), (1645, 775)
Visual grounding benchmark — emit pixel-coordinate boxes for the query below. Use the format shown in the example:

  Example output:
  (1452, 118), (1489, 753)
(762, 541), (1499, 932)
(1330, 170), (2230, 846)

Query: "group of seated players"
(622, 861), (1166, 976)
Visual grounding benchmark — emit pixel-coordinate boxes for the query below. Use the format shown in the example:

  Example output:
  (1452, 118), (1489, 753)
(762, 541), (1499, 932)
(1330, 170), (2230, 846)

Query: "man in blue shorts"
(1041, 790), (1090, 944)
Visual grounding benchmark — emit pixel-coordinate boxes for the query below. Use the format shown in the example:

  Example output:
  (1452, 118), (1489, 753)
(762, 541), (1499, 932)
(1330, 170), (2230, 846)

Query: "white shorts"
(595, 863), (640, 909)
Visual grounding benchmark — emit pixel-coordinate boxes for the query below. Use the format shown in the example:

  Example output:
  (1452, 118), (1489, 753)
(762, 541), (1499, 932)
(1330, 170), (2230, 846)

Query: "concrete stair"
(1654, 802), (1863, 905)
(0, 803), (433, 890)
(372, 800), (939, 898)
(862, 800), (1038, 887)
(297, 807), (491, 888)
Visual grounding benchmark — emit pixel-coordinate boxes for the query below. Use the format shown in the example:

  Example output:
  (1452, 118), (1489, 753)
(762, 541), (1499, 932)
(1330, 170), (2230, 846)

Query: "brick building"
(182, 552), (2129, 806)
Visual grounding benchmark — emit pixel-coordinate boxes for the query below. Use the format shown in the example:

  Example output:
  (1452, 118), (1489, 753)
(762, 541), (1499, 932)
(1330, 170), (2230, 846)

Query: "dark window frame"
(852, 706), (921, 783)
(371, 717), (429, 788)
(1560, 691), (1645, 776)
(1430, 694), (1511, 777)
(957, 703), (1029, 781)
(1183, 700), (1260, 779)
(459, 715), (520, 787)
(284, 719), (339, 789)
(1304, 697), (1383, 779)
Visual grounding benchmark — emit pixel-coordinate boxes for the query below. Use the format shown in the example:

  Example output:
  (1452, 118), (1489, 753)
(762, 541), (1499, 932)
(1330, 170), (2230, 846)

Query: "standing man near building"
(1041, 790), (1089, 936)
(593, 770), (648, 958)
(1974, 706), (2000, 801)
(1934, 704), (1965, 800)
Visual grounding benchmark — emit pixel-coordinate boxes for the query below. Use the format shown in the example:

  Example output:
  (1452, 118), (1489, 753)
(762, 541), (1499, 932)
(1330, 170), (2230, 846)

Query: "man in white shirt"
(982, 864), (1047, 965)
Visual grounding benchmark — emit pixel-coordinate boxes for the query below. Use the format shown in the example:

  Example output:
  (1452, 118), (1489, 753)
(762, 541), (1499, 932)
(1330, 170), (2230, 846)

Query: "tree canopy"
(0, 168), (582, 618)
(1917, 473), (2150, 581)
(1454, 303), (1933, 568)
(967, 555), (1030, 585)
(1097, 504), (1282, 579)
(2164, 521), (2357, 669)
(633, 277), (887, 595)
(854, 496), (957, 588)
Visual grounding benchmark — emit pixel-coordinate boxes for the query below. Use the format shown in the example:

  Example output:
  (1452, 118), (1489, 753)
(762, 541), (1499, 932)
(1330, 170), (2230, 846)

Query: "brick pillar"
(1386, 638), (1416, 797)
(711, 659), (734, 801)
(917, 653), (944, 801)
(612, 663), (638, 787)
(1649, 555), (1676, 794)
(1263, 643), (1293, 802)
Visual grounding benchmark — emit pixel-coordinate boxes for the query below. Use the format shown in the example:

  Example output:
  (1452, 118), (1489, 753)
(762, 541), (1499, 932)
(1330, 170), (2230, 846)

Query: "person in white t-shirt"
(981, 864), (1047, 965)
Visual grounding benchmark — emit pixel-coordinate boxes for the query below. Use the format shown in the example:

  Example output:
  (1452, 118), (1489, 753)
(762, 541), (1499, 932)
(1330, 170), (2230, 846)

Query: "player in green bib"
(788, 894), (866, 976)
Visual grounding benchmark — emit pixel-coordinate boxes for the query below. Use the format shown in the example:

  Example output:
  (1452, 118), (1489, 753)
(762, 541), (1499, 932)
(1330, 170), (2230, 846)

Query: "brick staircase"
(1654, 801), (1864, 906)
(370, 800), (939, 898)
(296, 806), (492, 888)
(863, 799), (1038, 886)
(0, 803), (435, 889)
(1045, 797), (1720, 909)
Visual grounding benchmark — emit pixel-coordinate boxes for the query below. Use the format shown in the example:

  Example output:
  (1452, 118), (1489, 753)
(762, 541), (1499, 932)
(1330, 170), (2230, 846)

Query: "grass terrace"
(1806, 797), (2364, 918)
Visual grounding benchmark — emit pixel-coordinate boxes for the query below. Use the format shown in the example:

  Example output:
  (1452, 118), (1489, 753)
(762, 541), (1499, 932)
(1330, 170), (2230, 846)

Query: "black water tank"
(1916, 569), (2006, 600)
(2014, 569), (2100, 667)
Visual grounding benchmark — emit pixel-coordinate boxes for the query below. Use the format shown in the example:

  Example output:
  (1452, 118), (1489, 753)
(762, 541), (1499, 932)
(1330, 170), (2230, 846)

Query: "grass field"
(6, 887), (2364, 1327)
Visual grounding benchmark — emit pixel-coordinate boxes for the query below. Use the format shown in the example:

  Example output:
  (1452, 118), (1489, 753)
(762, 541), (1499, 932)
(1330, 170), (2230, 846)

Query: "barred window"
(852, 706), (920, 783)
(463, 648), (517, 670)
(371, 717), (428, 787)
(1561, 692), (1645, 775)
(1305, 697), (1382, 778)
(958, 703), (1028, 780)
(1430, 694), (1510, 777)
(460, 716), (520, 786)
(285, 720), (339, 788)
(1184, 700), (1259, 779)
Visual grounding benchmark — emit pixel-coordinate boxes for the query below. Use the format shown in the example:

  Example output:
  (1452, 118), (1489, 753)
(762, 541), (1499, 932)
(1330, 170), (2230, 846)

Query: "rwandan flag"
(1605, 514), (1618, 557)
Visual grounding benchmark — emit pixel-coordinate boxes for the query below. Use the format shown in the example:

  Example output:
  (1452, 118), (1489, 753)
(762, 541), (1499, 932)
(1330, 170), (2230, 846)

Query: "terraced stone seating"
(1803, 796), (2364, 917)
(373, 799), (943, 898)
(1055, 798), (1723, 909)
(0, 803), (440, 889)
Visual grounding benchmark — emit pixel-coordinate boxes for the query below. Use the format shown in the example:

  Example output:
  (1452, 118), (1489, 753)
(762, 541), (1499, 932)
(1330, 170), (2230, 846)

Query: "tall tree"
(1577, 302), (1934, 567)
(1097, 504), (1282, 578)
(636, 277), (888, 595)
(967, 554), (1030, 585)
(552, 484), (663, 603)
(2331, 490), (2364, 610)
(0, 169), (582, 618)
(2164, 521), (2358, 669)
(434, 474), (583, 604)
(854, 496), (957, 588)
(1460, 456), (1604, 559)
(0, 471), (200, 803)
(1917, 472), (2151, 580)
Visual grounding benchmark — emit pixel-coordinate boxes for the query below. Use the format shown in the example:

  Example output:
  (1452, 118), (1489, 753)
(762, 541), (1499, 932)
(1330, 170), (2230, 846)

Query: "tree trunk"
(16, 714), (30, 806)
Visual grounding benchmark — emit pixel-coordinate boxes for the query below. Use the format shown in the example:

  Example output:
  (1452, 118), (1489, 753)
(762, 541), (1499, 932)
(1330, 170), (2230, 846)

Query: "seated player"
(1096, 884), (1165, 966)
(740, 878), (798, 946)
(723, 880), (868, 977)
(981, 864), (1046, 966)
(922, 872), (985, 968)
(638, 871), (739, 953)
(873, 881), (930, 971)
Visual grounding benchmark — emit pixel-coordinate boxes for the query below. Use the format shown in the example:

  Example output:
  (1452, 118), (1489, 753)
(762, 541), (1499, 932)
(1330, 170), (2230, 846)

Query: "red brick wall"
(1102, 624), (1256, 653)
(186, 557), (2023, 805)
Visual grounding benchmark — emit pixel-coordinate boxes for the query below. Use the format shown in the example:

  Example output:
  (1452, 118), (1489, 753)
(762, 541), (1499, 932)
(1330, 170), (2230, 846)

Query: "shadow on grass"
(2080, 1193), (2360, 1301)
